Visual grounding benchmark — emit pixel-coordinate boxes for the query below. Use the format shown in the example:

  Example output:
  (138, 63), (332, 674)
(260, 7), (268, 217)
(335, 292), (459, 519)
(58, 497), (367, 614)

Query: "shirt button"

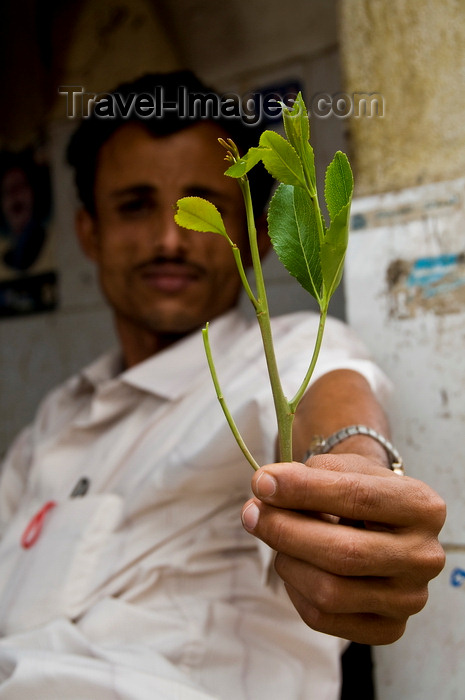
(70, 477), (90, 498)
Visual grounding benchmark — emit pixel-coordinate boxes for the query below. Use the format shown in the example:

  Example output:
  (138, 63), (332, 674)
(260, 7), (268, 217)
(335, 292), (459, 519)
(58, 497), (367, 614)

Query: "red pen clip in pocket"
(21, 500), (57, 549)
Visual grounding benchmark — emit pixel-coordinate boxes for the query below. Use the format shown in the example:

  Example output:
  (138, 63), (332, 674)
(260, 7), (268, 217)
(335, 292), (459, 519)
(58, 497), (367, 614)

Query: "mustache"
(134, 255), (207, 276)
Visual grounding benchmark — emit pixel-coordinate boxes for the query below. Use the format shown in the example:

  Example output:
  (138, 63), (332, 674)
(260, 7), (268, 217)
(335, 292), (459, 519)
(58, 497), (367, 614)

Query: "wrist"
(328, 434), (390, 467)
(305, 424), (405, 475)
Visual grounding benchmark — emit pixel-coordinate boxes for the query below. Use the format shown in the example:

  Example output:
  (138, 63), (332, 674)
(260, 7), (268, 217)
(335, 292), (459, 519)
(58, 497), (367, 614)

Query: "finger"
(283, 583), (408, 646)
(251, 460), (446, 531)
(274, 552), (429, 618)
(241, 499), (445, 580)
(306, 452), (393, 476)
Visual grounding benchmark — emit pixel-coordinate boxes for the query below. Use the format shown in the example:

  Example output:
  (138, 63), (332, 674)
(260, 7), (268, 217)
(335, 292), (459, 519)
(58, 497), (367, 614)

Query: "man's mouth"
(136, 260), (205, 293)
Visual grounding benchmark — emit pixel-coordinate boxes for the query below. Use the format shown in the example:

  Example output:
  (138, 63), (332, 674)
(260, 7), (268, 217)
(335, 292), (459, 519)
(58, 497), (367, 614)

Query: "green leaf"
(175, 196), (228, 237)
(320, 152), (353, 299)
(258, 130), (306, 188)
(324, 151), (354, 222)
(282, 93), (309, 147)
(224, 147), (266, 178)
(320, 201), (351, 299)
(282, 93), (316, 193)
(267, 183), (322, 302)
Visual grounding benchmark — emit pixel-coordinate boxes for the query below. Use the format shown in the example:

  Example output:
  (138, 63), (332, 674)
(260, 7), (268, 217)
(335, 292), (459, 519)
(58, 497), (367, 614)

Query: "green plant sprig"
(175, 93), (353, 469)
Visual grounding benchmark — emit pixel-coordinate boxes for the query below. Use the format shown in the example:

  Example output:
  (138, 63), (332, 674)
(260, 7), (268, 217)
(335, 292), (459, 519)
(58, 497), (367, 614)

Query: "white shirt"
(0, 310), (389, 699)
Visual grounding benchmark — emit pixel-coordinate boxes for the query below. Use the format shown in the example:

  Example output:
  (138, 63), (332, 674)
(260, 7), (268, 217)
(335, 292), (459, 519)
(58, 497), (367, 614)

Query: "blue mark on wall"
(387, 250), (465, 318)
(450, 568), (465, 587)
(351, 213), (367, 230)
(406, 253), (465, 299)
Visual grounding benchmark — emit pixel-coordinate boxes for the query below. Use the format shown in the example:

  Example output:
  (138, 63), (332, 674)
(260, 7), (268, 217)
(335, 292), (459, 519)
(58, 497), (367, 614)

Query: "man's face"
(79, 122), (262, 352)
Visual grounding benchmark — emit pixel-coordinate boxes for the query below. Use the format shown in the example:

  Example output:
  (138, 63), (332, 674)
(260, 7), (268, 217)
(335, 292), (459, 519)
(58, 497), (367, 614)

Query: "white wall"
(345, 178), (465, 700)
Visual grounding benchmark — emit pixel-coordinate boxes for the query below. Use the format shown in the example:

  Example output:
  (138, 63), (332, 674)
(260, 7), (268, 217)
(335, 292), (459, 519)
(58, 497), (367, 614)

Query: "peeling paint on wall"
(386, 252), (465, 318)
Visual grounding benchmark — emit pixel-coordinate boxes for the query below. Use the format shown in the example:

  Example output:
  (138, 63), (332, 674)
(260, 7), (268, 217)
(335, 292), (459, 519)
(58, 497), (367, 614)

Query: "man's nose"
(154, 208), (190, 256)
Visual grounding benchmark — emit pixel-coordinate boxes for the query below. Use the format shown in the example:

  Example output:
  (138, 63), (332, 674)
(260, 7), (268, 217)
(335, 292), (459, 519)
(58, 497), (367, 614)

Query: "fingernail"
(255, 471), (277, 498)
(242, 502), (260, 531)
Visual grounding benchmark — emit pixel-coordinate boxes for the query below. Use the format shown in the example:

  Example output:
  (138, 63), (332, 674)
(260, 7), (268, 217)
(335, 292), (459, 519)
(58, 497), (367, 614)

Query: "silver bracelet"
(304, 424), (405, 475)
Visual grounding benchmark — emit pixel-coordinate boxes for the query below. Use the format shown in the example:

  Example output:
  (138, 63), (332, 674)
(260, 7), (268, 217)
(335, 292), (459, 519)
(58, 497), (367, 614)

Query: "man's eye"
(118, 198), (154, 216)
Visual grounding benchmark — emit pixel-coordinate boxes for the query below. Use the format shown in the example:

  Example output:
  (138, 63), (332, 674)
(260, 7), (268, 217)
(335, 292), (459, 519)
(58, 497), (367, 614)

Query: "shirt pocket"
(0, 494), (123, 635)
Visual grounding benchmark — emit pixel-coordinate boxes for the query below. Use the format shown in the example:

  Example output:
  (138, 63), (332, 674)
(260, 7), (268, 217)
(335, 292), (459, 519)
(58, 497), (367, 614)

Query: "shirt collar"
(77, 309), (249, 402)
(122, 309), (249, 400)
(79, 348), (124, 389)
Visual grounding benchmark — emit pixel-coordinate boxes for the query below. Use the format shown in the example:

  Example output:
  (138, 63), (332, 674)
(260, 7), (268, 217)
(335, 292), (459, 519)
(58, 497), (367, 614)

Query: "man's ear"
(255, 212), (271, 259)
(75, 208), (99, 261)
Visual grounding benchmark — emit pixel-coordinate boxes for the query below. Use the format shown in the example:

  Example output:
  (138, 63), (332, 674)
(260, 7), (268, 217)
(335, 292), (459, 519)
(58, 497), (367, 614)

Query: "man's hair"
(66, 70), (274, 218)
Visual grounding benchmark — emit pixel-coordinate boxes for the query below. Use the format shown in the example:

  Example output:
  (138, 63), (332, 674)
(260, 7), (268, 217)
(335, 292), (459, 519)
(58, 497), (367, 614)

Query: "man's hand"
(241, 454), (446, 645)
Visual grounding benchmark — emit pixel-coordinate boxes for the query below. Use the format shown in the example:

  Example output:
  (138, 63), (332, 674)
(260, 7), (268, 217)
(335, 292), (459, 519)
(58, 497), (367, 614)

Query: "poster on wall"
(0, 146), (58, 317)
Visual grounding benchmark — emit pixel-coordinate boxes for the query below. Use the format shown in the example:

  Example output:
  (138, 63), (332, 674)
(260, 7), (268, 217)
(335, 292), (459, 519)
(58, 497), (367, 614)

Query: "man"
(0, 72), (445, 699)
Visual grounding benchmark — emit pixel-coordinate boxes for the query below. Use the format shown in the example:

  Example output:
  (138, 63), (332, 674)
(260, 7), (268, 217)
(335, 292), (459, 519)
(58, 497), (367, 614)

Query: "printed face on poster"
(0, 147), (57, 317)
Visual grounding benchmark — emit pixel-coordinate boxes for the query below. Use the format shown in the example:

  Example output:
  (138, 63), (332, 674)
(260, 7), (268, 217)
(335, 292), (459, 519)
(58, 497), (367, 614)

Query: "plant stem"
(231, 245), (258, 309)
(301, 153), (316, 197)
(289, 307), (327, 412)
(306, 185), (326, 250)
(203, 325), (260, 471)
(238, 176), (294, 463)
